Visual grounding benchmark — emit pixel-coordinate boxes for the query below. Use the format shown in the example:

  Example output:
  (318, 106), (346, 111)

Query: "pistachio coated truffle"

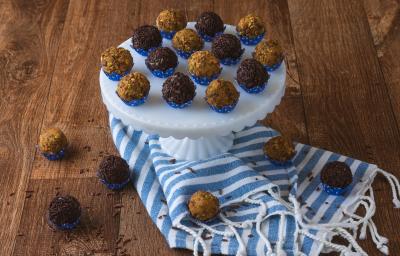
(236, 14), (265, 38)
(39, 128), (68, 154)
(188, 51), (221, 77)
(145, 47), (178, 72)
(195, 11), (224, 37)
(188, 191), (219, 221)
(263, 136), (296, 163)
(97, 155), (130, 186)
(253, 39), (284, 67)
(172, 28), (204, 52)
(116, 72), (150, 101)
(205, 79), (240, 109)
(162, 72), (196, 105)
(132, 25), (162, 50)
(101, 47), (133, 75)
(48, 195), (81, 230)
(211, 34), (243, 60)
(156, 9), (187, 32)
(321, 161), (353, 188)
(237, 58), (269, 88)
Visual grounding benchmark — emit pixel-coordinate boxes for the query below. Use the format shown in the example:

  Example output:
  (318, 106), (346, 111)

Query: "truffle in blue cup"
(236, 58), (269, 94)
(162, 72), (196, 109)
(47, 195), (81, 230)
(211, 34), (244, 66)
(172, 28), (204, 59)
(236, 14), (266, 46)
(253, 39), (284, 72)
(156, 9), (187, 40)
(320, 161), (353, 196)
(101, 46), (133, 81)
(131, 25), (162, 56)
(188, 50), (222, 86)
(205, 79), (240, 113)
(116, 72), (150, 107)
(38, 127), (68, 161)
(97, 155), (131, 190)
(145, 47), (178, 78)
(263, 136), (296, 166)
(195, 12), (226, 42)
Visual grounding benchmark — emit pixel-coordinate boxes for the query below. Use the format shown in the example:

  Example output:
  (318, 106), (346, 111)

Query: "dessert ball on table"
(101, 47), (133, 81)
(172, 28), (204, 59)
(156, 9), (187, 39)
(188, 191), (219, 221)
(195, 11), (225, 42)
(263, 136), (296, 165)
(188, 50), (221, 85)
(132, 25), (162, 56)
(320, 161), (353, 195)
(116, 72), (150, 106)
(97, 155), (131, 190)
(236, 14), (265, 45)
(162, 72), (196, 109)
(205, 79), (240, 113)
(236, 58), (269, 94)
(145, 47), (178, 78)
(211, 34), (244, 65)
(47, 195), (81, 230)
(39, 128), (68, 161)
(253, 39), (284, 72)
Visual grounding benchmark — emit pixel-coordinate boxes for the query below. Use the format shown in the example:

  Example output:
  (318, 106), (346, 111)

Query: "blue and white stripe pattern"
(110, 114), (400, 256)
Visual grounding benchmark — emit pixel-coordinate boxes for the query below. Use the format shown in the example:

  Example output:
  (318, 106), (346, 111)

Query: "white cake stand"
(100, 22), (286, 160)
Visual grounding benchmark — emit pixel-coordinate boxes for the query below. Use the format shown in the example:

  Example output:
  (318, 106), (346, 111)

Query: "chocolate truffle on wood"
(205, 79), (240, 113)
(116, 72), (150, 106)
(39, 128), (68, 160)
(263, 136), (296, 164)
(211, 34), (244, 65)
(188, 191), (219, 221)
(195, 12), (225, 41)
(101, 46), (133, 81)
(48, 195), (81, 230)
(321, 161), (353, 188)
(237, 58), (269, 93)
(97, 155), (131, 190)
(156, 9), (187, 33)
(132, 25), (162, 55)
(162, 72), (196, 108)
(145, 47), (178, 76)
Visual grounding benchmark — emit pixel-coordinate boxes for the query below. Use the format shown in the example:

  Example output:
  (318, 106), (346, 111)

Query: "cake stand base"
(159, 133), (235, 161)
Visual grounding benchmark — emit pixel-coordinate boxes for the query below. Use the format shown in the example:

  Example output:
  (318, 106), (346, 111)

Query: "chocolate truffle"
(195, 12), (224, 38)
(116, 72), (150, 105)
(237, 58), (269, 88)
(188, 191), (219, 221)
(263, 136), (296, 164)
(188, 50), (221, 78)
(172, 28), (204, 53)
(101, 47), (133, 78)
(97, 155), (130, 189)
(236, 14), (265, 38)
(156, 9), (187, 32)
(205, 79), (240, 112)
(253, 39), (284, 68)
(39, 128), (68, 154)
(48, 195), (81, 230)
(211, 34), (243, 61)
(321, 161), (353, 188)
(162, 72), (196, 107)
(145, 47), (178, 72)
(132, 25), (162, 51)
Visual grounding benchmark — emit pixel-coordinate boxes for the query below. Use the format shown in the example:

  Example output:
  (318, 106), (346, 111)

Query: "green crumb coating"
(156, 9), (187, 32)
(172, 28), (203, 52)
(236, 14), (265, 38)
(188, 50), (220, 77)
(252, 39), (283, 66)
(39, 128), (68, 153)
(205, 79), (240, 108)
(116, 72), (150, 101)
(263, 136), (296, 162)
(101, 47), (133, 75)
(188, 191), (219, 221)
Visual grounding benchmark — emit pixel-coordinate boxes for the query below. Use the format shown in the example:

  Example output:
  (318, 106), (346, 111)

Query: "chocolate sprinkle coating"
(320, 161), (353, 188)
(145, 47), (178, 71)
(132, 25), (162, 50)
(48, 195), (81, 226)
(211, 34), (243, 60)
(195, 12), (224, 37)
(162, 72), (196, 104)
(97, 155), (130, 184)
(237, 58), (269, 88)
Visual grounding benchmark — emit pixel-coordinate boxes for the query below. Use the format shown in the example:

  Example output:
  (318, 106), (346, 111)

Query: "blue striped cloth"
(110, 114), (399, 256)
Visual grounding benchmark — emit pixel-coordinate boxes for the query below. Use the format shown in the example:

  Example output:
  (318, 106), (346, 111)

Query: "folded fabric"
(109, 114), (400, 256)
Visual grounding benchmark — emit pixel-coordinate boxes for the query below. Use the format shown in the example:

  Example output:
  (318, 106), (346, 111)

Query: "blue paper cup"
(149, 66), (177, 78)
(42, 148), (66, 161)
(131, 44), (161, 57)
(190, 69), (221, 86)
(322, 183), (349, 196)
(47, 212), (80, 230)
(103, 69), (130, 81)
(98, 177), (131, 190)
(239, 82), (267, 94)
(264, 58), (283, 72)
(197, 26), (226, 42)
(207, 101), (238, 113)
(118, 93), (148, 107)
(238, 32), (265, 46)
(174, 48), (196, 59)
(265, 155), (293, 167)
(219, 50), (244, 66)
(160, 30), (176, 40)
(166, 100), (193, 109)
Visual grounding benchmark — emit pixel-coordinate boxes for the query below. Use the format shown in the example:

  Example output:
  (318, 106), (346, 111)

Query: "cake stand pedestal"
(100, 23), (286, 161)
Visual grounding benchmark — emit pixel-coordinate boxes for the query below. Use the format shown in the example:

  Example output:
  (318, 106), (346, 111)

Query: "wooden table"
(1, 0), (399, 255)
